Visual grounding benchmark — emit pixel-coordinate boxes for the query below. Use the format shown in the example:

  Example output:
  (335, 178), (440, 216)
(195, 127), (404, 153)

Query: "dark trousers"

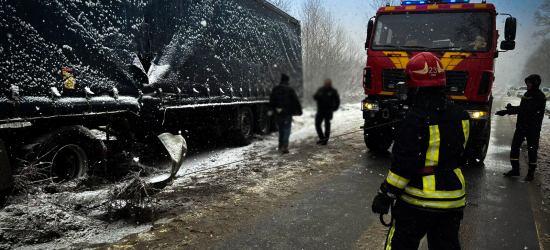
(510, 129), (541, 167)
(276, 115), (292, 144)
(315, 112), (333, 140)
(384, 201), (463, 250)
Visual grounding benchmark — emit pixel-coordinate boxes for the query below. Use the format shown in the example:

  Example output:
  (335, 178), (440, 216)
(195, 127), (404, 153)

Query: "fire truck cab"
(362, 0), (516, 164)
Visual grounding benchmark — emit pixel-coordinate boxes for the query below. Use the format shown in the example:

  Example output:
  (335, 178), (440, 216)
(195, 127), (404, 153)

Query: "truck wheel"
(37, 126), (104, 182)
(229, 106), (254, 146)
(364, 127), (393, 152)
(460, 117), (491, 165)
(254, 105), (271, 135)
(50, 143), (88, 183)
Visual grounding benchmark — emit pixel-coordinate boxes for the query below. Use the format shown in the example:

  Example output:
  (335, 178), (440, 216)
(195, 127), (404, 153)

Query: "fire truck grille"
(381, 69), (469, 96)
(445, 71), (469, 96)
(381, 69), (405, 92)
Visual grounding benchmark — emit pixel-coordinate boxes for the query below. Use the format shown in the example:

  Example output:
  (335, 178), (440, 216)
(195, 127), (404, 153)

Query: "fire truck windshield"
(371, 11), (493, 53)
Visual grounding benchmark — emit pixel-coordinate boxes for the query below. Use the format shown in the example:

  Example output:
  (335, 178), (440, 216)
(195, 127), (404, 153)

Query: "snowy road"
(86, 91), (550, 250)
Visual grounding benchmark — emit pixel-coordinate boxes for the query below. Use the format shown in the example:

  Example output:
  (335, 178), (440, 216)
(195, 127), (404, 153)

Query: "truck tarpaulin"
(0, 0), (302, 121)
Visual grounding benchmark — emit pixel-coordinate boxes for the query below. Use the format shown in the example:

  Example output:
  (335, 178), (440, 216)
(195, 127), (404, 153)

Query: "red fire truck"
(361, 0), (516, 164)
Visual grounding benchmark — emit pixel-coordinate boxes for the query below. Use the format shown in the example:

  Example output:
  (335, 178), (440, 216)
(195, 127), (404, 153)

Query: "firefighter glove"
(495, 110), (508, 116)
(372, 183), (395, 215)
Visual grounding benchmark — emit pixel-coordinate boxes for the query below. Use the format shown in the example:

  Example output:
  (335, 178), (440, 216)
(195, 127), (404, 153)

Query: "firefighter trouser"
(384, 201), (463, 250)
(510, 129), (540, 169)
(315, 111), (333, 140)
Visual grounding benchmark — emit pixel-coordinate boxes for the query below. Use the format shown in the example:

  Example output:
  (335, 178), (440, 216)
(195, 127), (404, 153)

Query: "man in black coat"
(269, 74), (302, 154)
(497, 74), (547, 181)
(313, 79), (340, 145)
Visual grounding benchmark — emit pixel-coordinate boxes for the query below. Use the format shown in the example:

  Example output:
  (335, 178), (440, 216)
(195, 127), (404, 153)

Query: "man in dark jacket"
(497, 74), (547, 181)
(372, 53), (471, 249)
(269, 74), (302, 154)
(313, 79), (340, 145)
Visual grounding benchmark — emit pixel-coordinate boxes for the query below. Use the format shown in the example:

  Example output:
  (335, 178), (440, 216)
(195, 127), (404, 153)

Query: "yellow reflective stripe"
(422, 175), (436, 191)
(387, 171), (410, 189)
(529, 162), (538, 165)
(425, 125), (440, 166)
(401, 195), (466, 209)
(454, 168), (465, 186)
(404, 186), (464, 199)
(462, 120), (470, 149)
(385, 219), (396, 250)
(510, 158), (519, 161)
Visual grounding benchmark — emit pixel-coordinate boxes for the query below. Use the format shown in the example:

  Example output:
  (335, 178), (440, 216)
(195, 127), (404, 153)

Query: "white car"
(507, 86), (519, 97)
(516, 86), (527, 98)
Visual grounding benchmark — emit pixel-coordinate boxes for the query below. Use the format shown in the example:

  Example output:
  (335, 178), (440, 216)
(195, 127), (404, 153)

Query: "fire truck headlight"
(469, 111), (488, 119)
(363, 102), (380, 111)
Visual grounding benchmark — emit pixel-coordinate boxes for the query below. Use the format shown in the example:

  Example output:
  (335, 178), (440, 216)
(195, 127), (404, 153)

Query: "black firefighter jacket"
(269, 83), (302, 117)
(508, 88), (547, 132)
(313, 87), (340, 114)
(385, 104), (471, 211)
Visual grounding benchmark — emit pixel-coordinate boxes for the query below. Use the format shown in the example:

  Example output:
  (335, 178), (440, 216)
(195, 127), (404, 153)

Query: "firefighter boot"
(281, 144), (289, 154)
(524, 164), (537, 181)
(503, 159), (520, 177)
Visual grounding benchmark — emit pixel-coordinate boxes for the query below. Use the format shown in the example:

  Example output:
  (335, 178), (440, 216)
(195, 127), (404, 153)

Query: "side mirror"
(504, 17), (517, 41)
(501, 40), (515, 51)
(365, 19), (374, 50)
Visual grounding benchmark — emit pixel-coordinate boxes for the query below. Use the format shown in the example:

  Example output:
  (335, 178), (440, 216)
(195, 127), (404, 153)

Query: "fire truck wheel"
(460, 117), (491, 165)
(364, 128), (393, 152)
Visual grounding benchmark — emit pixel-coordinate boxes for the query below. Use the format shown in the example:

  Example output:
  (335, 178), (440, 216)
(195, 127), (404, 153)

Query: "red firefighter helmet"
(404, 52), (446, 88)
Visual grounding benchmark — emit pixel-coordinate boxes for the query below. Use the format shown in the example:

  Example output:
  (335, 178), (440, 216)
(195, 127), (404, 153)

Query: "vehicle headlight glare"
(469, 111), (487, 119)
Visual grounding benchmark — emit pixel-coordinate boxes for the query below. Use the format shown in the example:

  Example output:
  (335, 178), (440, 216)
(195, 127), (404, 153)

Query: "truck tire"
(461, 119), (491, 165)
(49, 143), (89, 183)
(364, 126), (393, 152)
(38, 126), (104, 182)
(254, 105), (271, 135)
(229, 106), (254, 146)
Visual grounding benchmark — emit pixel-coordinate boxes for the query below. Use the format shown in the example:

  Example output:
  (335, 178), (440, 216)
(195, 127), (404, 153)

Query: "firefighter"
(371, 52), (471, 250)
(269, 74), (303, 154)
(496, 74), (547, 181)
(313, 78), (340, 145)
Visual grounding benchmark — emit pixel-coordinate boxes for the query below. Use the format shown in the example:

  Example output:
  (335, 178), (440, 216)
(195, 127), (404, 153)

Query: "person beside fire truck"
(371, 52), (471, 250)
(497, 74), (547, 181)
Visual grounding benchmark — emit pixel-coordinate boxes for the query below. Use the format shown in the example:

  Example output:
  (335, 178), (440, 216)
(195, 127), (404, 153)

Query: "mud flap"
(0, 139), (14, 192)
(157, 133), (187, 180)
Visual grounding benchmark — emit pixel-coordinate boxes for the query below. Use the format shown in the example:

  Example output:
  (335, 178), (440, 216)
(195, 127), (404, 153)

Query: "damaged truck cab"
(361, 0), (516, 163)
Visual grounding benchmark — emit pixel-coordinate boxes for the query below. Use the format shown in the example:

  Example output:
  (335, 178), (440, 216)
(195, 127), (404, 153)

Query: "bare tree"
(534, 0), (550, 37)
(300, 0), (366, 105)
(268, 0), (293, 12)
(522, 38), (550, 88)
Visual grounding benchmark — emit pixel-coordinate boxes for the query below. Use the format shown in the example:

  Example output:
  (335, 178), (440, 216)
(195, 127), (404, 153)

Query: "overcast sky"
(287, 0), (545, 86)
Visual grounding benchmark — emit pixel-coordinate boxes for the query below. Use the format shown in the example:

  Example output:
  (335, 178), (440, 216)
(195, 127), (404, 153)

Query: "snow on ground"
(171, 103), (363, 183)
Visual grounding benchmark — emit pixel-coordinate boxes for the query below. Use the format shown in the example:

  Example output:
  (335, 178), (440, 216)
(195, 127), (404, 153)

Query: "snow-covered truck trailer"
(0, 0), (302, 191)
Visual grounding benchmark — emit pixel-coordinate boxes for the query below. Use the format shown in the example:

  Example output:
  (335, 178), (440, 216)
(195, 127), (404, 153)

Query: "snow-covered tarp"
(0, 0), (302, 120)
